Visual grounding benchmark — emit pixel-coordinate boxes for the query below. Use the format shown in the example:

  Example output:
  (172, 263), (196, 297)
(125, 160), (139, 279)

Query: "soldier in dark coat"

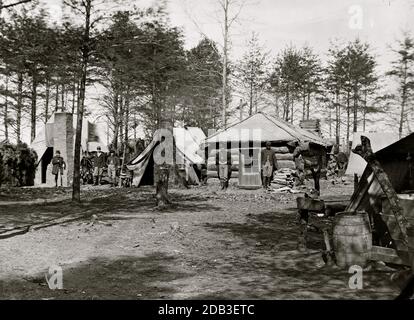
(215, 148), (232, 190)
(81, 151), (93, 184)
(93, 146), (106, 185)
(261, 141), (278, 189)
(52, 150), (66, 187)
(292, 141), (325, 194)
(106, 150), (120, 187)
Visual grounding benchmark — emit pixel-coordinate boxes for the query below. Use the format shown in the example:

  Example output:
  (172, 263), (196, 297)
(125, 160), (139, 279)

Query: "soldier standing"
(215, 148), (232, 190)
(292, 141), (325, 194)
(93, 146), (105, 186)
(261, 141), (278, 190)
(106, 150), (120, 187)
(52, 150), (66, 187)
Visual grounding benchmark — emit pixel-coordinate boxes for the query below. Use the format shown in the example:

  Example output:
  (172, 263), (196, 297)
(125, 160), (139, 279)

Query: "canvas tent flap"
(173, 128), (205, 164)
(127, 127), (206, 187)
(345, 132), (398, 176)
(204, 112), (327, 147)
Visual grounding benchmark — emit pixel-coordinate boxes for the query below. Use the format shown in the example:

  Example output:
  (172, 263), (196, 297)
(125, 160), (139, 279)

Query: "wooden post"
(323, 228), (334, 266)
(352, 135), (409, 245)
(354, 173), (359, 192)
(154, 117), (173, 208)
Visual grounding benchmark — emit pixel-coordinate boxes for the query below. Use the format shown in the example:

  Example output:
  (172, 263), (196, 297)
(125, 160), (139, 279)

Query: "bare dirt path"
(0, 181), (401, 299)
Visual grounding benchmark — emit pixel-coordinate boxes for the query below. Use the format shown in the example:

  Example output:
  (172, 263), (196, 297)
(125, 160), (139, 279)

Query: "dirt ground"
(0, 179), (403, 300)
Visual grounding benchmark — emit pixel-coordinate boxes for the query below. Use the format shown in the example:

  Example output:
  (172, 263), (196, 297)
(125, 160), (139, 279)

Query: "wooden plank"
(381, 214), (414, 243)
(370, 246), (411, 266)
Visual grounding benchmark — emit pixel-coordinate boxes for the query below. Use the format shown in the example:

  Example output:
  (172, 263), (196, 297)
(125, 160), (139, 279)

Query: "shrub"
(0, 143), (37, 187)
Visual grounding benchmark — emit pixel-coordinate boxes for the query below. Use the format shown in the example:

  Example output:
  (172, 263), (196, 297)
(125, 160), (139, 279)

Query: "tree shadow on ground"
(204, 209), (324, 251)
(0, 188), (220, 232)
(199, 210), (399, 300)
(0, 252), (192, 299)
(191, 247), (400, 300)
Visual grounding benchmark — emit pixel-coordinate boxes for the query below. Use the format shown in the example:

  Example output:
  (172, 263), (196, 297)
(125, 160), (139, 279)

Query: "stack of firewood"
(272, 168), (296, 188)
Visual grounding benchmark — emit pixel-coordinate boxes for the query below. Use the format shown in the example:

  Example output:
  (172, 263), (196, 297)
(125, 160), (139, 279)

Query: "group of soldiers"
(51, 147), (121, 187)
(80, 147), (121, 186)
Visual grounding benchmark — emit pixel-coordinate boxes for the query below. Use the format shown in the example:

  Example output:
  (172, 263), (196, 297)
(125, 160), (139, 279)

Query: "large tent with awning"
(127, 127), (206, 187)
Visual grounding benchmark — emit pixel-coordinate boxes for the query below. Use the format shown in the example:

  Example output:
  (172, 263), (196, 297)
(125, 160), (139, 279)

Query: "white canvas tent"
(345, 132), (399, 176)
(30, 112), (108, 165)
(127, 127), (206, 187)
(30, 112), (108, 187)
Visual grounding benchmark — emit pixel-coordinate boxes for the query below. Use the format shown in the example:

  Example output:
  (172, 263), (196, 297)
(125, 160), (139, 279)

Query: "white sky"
(5, 0), (414, 143)
(44, 0), (414, 68)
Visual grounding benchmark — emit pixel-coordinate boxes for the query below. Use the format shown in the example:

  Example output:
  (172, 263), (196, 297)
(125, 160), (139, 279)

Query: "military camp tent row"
(126, 112), (329, 189)
(31, 111), (411, 192)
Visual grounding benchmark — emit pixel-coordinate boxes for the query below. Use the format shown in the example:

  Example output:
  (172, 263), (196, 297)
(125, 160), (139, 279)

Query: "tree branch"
(1, 0), (32, 9)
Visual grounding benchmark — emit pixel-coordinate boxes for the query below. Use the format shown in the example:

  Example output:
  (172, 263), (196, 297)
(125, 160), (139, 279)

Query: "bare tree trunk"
(302, 92), (306, 120)
(353, 86), (358, 133)
(124, 88), (130, 147)
(61, 83), (65, 111)
(55, 83), (59, 112)
(72, 0), (91, 202)
(112, 92), (119, 151)
(285, 88), (290, 121)
(346, 90), (350, 151)
(290, 97), (294, 123)
(119, 95), (124, 149)
(249, 80), (253, 115)
(45, 78), (50, 123)
(329, 104), (332, 139)
(399, 60), (408, 139)
(30, 74), (38, 142)
(16, 72), (23, 143)
(71, 82), (76, 114)
(4, 75), (9, 141)
(274, 91), (279, 118)
(363, 89), (367, 132)
(155, 118), (173, 208)
(306, 90), (311, 120)
(221, 0), (229, 128)
(335, 91), (340, 147)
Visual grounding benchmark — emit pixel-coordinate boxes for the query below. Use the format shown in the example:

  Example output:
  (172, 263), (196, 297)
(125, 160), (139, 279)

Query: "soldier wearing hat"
(93, 146), (105, 185)
(52, 150), (66, 187)
(106, 150), (120, 187)
(261, 141), (278, 190)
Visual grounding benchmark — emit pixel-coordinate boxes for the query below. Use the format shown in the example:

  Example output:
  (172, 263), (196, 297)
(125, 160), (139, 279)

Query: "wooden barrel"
(333, 212), (372, 268)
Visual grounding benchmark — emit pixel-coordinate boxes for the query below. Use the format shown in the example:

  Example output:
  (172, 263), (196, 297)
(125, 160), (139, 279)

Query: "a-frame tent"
(127, 127), (206, 187)
(347, 133), (414, 265)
